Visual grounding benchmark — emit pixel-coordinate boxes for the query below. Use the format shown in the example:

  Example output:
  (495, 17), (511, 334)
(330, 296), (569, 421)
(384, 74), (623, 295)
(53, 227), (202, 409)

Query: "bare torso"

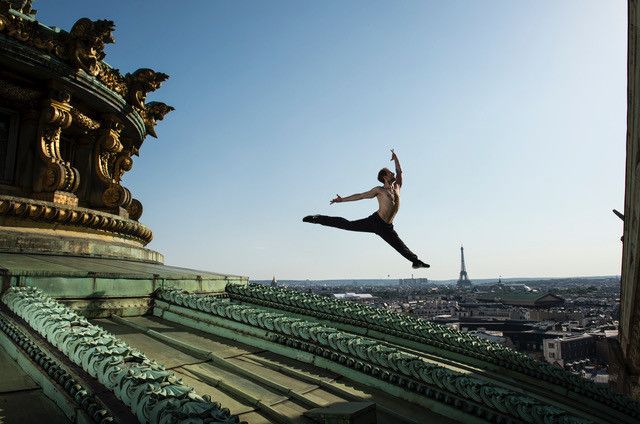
(376, 183), (400, 223)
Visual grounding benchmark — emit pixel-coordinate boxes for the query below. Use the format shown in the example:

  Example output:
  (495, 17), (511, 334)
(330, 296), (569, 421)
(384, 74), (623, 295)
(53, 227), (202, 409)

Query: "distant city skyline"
(37, 1), (627, 280)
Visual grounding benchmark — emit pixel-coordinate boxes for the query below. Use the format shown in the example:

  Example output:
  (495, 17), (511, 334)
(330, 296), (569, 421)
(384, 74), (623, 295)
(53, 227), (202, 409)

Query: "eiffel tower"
(457, 245), (472, 288)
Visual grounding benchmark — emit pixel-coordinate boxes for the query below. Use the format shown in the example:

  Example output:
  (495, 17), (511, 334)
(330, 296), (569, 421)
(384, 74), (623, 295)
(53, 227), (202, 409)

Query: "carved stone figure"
(144, 101), (174, 138)
(67, 18), (115, 76)
(125, 68), (169, 110)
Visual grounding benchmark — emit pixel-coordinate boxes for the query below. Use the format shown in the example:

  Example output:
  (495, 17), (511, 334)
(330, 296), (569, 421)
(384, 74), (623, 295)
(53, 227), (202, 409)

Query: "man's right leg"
(303, 214), (377, 233)
(377, 226), (430, 268)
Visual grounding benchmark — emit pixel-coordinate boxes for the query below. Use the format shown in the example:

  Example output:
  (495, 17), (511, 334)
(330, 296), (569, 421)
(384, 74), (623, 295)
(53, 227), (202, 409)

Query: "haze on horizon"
(38, 1), (627, 281)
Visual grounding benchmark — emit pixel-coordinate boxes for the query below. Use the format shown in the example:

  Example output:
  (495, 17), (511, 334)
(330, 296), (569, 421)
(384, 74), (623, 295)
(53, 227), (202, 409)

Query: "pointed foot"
(412, 260), (430, 269)
(303, 215), (319, 223)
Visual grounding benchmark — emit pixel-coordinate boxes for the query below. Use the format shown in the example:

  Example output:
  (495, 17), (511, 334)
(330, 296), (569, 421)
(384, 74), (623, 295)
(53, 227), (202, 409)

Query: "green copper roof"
(0, 252), (243, 280)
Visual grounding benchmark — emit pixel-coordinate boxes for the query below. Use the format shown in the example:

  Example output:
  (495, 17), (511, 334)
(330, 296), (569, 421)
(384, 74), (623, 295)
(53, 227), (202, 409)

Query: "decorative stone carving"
(0, 78), (41, 106)
(0, 1), (169, 243)
(0, 3), (60, 55)
(125, 68), (169, 110)
(127, 198), (143, 221)
(0, 5), (171, 129)
(92, 116), (137, 210)
(70, 108), (101, 131)
(2, 287), (240, 424)
(142, 101), (174, 138)
(66, 18), (114, 77)
(0, 195), (153, 244)
(35, 90), (80, 200)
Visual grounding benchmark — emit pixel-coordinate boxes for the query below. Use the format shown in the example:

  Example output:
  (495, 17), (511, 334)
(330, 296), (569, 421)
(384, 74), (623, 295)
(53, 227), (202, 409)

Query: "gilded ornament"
(67, 18), (115, 76)
(0, 195), (153, 244)
(114, 153), (132, 181)
(42, 163), (62, 191)
(101, 184), (131, 209)
(36, 92), (79, 194)
(127, 199), (143, 221)
(70, 108), (101, 131)
(143, 101), (174, 138)
(125, 68), (169, 110)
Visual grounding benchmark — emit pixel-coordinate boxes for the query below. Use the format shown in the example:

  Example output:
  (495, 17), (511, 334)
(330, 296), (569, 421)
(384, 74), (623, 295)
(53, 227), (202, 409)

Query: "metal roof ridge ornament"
(2, 287), (241, 424)
(223, 283), (640, 418)
(0, 313), (115, 422)
(155, 288), (596, 424)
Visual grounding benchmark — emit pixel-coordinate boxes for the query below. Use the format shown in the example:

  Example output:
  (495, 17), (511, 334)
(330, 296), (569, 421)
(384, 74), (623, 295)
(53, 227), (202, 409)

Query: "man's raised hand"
(390, 149), (398, 162)
(330, 194), (343, 204)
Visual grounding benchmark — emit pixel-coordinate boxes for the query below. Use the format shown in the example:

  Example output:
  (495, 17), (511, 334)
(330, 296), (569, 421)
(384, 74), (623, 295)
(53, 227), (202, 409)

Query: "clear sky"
(38, 1), (627, 281)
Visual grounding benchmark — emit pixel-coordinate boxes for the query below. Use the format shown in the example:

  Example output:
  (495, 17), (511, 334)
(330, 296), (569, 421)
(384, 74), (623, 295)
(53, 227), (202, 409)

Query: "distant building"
(527, 309), (583, 321)
(456, 303), (511, 319)
(467, 330), (514, 347)
(332, 293), (375, 304)
(399, 277), (429, 286)
(477, 292), (564, 308)
(543, 334), (595, 367)
(412, 299), (459, 318)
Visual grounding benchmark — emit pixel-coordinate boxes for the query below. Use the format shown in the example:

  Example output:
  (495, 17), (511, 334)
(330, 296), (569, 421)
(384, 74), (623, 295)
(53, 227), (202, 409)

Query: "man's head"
(378, 167), (395, 184)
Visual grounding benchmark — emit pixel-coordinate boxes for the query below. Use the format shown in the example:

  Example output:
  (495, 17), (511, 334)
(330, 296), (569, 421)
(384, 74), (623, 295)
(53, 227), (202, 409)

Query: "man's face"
(386, 170), (396, 183)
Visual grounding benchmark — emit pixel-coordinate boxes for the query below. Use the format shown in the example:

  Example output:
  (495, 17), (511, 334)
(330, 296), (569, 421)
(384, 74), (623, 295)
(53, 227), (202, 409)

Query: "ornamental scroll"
(34, 91), (80, 203)
(93, 116), (132, 210)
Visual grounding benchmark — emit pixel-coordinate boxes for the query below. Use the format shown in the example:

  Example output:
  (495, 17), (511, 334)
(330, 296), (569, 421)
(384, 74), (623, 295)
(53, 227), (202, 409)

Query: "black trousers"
(313, 212), (419, 263)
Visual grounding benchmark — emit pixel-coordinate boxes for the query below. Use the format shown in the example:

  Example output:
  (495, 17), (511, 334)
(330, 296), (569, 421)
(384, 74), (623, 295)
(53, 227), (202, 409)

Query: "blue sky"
(39, 1), (627, 280)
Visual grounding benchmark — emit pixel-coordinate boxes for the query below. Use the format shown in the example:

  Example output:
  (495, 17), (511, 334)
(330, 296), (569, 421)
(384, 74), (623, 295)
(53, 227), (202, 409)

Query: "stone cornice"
(225, 284), (640, 419)
(0, 195), (153, 244)
(2, 287), (240, 424)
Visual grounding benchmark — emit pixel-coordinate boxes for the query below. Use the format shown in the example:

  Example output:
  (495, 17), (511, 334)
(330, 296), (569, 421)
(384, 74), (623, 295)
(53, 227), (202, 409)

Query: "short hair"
(378, 168), (390, 183)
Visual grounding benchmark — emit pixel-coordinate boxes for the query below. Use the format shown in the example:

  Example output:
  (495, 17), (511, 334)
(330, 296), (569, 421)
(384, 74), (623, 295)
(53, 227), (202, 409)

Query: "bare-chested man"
(303, 150), (430, 269)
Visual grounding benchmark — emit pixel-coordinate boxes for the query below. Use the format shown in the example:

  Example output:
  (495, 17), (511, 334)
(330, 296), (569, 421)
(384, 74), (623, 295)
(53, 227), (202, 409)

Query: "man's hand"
(330, 194), (343, 204)
(390, 149), (402, 187)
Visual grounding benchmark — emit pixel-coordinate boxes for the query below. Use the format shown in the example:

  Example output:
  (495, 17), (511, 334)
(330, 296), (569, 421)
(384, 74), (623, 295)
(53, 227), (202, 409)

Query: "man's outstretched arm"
(331, 188), (378, 204)
(391, 149), (403, 187)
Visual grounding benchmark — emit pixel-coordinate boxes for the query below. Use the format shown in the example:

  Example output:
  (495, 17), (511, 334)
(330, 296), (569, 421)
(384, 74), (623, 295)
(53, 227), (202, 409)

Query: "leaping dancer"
(303, 149), (430, 269)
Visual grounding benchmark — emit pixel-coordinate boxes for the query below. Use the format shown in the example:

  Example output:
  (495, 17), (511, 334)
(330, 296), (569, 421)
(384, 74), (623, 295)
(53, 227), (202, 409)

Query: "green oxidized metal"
(156, 288), (594, 424)
(0, 313), (114, 423)
(225, 283), (640, 418)
(2, 287), (240, 424)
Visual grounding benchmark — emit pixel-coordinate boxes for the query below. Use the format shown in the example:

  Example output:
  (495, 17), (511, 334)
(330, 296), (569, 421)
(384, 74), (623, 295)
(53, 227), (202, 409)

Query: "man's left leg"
(378, 227), (429, 268)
